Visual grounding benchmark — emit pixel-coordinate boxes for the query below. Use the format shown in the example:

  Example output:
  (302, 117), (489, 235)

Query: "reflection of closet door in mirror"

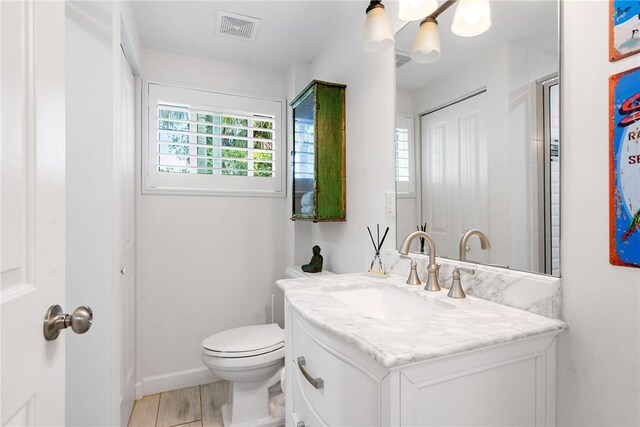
(421, 92), (489, 263)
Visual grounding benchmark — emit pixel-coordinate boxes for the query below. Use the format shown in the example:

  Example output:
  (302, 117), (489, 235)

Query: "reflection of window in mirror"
(395, 115), (415, 197)
(396, 114), (421, 252)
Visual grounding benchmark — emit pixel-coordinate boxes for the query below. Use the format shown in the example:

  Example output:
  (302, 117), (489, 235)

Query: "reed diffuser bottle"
(367, 224), (390, 278)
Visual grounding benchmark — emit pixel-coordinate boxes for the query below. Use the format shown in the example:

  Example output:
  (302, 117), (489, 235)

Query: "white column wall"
(307, 11), (398, 274)
(557, 1), (640, 424)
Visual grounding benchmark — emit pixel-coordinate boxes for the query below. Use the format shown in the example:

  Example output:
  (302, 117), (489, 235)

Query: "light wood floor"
(128, 381), (229, 427)
(128, 381), (284, 427)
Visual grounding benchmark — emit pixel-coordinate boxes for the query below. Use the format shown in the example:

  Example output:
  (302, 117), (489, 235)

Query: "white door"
(1, 1), (67, 425)
(421, 93), (489, 263)
(117, 50), (137, 426)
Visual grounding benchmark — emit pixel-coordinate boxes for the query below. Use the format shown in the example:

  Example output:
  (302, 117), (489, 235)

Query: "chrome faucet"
(449, 229), (491, 299)
(399, 231), (441, 292)
(459, 229), (491, 261)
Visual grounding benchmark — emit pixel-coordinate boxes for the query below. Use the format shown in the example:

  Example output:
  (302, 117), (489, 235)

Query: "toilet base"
(221, 403), (284, 427)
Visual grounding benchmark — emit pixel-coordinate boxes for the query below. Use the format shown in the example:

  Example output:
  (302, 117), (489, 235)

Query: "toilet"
(201, 266), (332, 427)
(202, 323), (285, 427)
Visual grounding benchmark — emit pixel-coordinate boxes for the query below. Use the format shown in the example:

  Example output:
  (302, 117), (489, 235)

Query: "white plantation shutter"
(396, 115), (415, 197)
(145, 83), (285, 196)
(156, 106), (276, 177)
(395, 127), (410, 181)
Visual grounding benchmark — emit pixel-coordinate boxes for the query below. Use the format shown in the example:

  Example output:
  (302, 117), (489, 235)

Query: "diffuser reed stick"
(417, 222), (427, 253)
(366, 224), (390, 277)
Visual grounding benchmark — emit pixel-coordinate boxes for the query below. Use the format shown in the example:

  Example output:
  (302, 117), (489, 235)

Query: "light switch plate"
(386, 191), (396, 218)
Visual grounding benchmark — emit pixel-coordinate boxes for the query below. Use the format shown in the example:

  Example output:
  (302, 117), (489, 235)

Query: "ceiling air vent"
(216, 11), (261, 41)
(396, 51), (412, 68)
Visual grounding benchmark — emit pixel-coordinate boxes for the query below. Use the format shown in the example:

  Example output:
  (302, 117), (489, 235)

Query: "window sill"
(396, 192), (416, 199)
(142, 185), (286, 198)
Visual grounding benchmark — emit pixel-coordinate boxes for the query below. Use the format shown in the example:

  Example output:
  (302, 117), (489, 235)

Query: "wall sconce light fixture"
(363, 0), (395, 52)
(365, 0), (491, 63)
(451, 0), (492, 37)
(399, 0), (439, 22)
(411, 16), (441, 63)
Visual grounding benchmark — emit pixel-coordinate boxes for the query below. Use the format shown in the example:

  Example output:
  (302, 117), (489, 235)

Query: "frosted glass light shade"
(364, 6), (395, 52)
(399, 0), (438, 22)
(411, 19), (441, 63)
(451, 0), (491, 37)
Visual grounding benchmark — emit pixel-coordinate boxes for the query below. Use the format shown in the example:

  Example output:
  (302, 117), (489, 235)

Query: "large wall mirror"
(395, 1), (560, 276)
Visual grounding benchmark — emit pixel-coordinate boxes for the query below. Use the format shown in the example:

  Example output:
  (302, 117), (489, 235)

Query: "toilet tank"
(284, 266), (333, 279)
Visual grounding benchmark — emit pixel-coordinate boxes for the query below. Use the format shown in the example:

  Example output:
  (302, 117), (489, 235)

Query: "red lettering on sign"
(620, 92), (640, 127)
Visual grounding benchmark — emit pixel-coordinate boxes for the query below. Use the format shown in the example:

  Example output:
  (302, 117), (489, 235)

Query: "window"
(144, 82), (285, 196)
(395, 115), (415, 197)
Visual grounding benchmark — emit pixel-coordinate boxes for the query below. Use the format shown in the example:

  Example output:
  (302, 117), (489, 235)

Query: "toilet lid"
(202, 324), (284, 356)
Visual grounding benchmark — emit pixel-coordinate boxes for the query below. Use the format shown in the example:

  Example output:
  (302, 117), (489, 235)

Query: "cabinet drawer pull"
(297, 356), (324, 389)
(296, 422), (305, 427)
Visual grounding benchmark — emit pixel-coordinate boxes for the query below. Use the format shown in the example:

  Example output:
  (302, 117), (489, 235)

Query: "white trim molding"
(137, 367), (219, 398)
(142, 79), (287, 198)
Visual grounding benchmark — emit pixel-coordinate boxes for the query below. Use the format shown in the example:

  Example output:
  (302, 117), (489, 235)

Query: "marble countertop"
(277, 273), (566, 369)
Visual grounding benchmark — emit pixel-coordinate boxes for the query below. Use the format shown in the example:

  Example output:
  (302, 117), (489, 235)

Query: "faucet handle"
(448, 266), (474, 299)
(456, 266), (475, 275)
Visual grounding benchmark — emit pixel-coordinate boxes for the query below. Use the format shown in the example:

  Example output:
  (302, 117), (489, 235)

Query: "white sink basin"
(324, 285), (454, 320)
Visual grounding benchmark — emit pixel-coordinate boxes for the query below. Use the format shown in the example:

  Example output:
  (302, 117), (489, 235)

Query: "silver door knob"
(43, 305), (93, 341)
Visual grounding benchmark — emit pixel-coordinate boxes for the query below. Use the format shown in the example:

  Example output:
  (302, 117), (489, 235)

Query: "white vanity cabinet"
(284, 300), (560, 427)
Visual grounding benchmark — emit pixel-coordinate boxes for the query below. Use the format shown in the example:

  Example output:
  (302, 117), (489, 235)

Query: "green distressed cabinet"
(291, 80), (346, 222)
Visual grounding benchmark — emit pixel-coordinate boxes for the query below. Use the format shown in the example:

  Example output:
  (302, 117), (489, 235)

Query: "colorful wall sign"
(610, 0), (640, 61)
(610, 66), (640, 268)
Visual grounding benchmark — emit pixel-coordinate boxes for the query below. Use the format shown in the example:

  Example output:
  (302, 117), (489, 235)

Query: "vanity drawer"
(291, 361), (329, 427)
(291, 314), (381, 426)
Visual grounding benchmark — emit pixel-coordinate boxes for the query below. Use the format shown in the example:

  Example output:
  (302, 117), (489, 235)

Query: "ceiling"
(131, 1), (364, 72)
(396, 0), (559, 92)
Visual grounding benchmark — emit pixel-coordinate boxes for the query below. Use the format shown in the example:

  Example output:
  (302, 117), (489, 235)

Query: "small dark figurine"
(302, 245), (323, 273)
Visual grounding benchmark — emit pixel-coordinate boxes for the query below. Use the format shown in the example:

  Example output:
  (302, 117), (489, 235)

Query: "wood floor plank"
(201, 381), (229, 427)
(157, 386), (202, 427)
(172, 422), (202, 427)
(128, 394), (160, 427)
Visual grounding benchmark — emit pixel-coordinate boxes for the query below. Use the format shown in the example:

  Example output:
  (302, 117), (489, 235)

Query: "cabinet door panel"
(401, 358), (537, 426)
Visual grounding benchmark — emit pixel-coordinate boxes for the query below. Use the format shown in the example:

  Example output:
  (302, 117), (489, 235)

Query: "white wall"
(396, 90), (413, 115)
(557, 1), (640, 424)
(136, 49), (288, 395)
(65, 3), (114, 425)
(305, 12), (397, 274)
(65, 1), (141, 424)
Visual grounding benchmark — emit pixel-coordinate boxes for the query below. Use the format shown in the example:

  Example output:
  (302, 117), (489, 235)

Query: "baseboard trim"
(135, 381), (143, 400)
(138, 367), (219, 397)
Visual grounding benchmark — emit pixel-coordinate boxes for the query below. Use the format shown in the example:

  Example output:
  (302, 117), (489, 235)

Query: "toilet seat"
(203, 342), (284, 358)
(202, 323), (284, 358)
